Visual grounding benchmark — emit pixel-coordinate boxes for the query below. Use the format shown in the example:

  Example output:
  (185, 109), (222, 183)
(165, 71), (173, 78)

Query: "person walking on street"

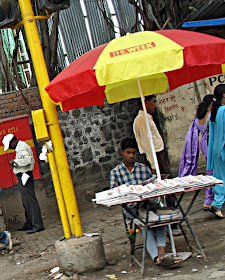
(207, 84), (225, 219)
(178, 94), (214, 211)
(2, 134), (44, 234)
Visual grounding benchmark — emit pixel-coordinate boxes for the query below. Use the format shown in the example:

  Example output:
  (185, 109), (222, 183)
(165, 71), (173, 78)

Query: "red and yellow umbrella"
(46, 30), (225, 249)
(45, 29), (225, 112)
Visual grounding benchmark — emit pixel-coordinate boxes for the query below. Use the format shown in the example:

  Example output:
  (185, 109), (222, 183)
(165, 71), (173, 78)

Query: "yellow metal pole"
(47, 151), (71, 239)
(18, 0), (83, 237)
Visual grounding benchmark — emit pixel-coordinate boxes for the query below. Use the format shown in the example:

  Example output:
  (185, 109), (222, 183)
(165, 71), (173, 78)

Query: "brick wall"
(0, 88), (42, 119)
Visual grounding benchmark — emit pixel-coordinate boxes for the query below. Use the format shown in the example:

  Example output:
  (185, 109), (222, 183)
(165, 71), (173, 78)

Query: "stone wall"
(57, 100), (140, 202)
(57, 75), (225, 203)
(0, 76), (224, 210)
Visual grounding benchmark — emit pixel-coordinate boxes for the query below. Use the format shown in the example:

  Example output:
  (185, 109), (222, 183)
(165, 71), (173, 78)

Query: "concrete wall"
(0, 181), (48, 221)
(157, 81), (206, 175)
(160, 75), (225, 175)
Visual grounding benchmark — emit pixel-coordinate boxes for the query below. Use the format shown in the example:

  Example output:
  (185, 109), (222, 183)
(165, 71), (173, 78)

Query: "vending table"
(93, 175), (223, 276)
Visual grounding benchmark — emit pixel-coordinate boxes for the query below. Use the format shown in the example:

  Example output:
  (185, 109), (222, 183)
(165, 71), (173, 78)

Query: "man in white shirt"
(133, 95), (181, 236)
(133, 94), (171, 175)
(2, 134), (44, 234)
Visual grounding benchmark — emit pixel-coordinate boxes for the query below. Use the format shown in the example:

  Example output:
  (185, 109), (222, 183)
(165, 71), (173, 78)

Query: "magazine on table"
(93, 175), (224, 207)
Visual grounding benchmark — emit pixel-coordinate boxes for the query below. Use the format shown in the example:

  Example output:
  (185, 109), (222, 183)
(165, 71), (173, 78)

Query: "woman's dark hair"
(211, 84), (225, 122)
(196, 94), (214, 119)
(121, 138), (138, 151)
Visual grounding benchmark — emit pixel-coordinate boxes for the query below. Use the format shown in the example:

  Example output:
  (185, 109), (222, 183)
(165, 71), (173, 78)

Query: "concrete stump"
(55, 235), (106, 275)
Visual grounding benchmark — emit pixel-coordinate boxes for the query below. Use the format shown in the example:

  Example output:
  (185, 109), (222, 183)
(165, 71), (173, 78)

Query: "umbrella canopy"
(45, 28), (225, 182)
(45, 29), (225, 112)
(45, 30), (225, 250)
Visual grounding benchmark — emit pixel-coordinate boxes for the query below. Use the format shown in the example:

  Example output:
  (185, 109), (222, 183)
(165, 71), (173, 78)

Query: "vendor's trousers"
(17, 172), (44, 229)
(140, 226), (167, 260)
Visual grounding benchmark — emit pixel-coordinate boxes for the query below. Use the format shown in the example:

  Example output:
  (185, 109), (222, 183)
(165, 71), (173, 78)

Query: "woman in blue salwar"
(207, 84), (225, 218)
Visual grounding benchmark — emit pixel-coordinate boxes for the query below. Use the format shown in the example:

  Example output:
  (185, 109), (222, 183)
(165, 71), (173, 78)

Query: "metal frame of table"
(122, 187), (207, 277)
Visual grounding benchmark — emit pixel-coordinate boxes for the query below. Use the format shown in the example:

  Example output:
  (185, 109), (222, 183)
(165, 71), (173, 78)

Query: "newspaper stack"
(93, 175), (223, 207)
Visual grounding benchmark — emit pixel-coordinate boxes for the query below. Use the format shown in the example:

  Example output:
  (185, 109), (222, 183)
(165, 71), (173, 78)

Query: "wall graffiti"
(164, 114), (179, 121)
(164, 103), (179, 112)
(205, 74), (225, 93)
(157, 91), (183, 119)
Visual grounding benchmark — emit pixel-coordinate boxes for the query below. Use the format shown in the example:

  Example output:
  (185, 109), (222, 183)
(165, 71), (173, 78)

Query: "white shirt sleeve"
(14, 150), (33, 167)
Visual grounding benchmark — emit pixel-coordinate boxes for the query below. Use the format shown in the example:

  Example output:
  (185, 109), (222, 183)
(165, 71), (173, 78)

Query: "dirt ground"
(1, 189), (225, 280)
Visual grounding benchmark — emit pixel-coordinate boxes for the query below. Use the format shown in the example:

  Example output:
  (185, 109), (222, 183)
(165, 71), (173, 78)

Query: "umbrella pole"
(137, 78), (177, 257)
(136, 78), (161, 180)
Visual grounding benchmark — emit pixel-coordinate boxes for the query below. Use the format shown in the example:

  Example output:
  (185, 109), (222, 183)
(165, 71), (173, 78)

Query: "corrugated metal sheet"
(57, 0), (139, 69)
(84, 0), (115, 47)
(112, 0), (141, 34)
(59, 1), (91, 64)
(184, 0), (225, 21)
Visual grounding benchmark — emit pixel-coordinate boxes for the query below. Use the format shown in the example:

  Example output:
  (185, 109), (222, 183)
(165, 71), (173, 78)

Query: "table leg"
(141, 206), (150, 278)
(162, 196), (177, 256)
(175, 190), (207, 261)
(178, 223), (193, 253)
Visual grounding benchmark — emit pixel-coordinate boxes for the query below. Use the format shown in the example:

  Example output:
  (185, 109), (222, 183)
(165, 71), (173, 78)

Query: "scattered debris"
(192, 268), (198, 272)
(106, 274), (117, 279)
(83, 233), (100, 237)
(54, 273), (63, 279)
(49, 267), (60, 278)
(15, 260), (25, 265)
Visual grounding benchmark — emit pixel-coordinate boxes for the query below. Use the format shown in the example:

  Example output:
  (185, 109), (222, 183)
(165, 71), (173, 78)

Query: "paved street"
(1, 190), (225, 279)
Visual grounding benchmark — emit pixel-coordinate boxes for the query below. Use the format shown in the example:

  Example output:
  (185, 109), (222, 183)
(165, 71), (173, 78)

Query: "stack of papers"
(93, 175), (223, 207)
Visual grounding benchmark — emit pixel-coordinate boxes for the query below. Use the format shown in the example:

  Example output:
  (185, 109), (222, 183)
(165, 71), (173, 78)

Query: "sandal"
(168, 258), (184, 268)
(155, 254), (174, 268)
(155, 254), (184, 268)
(203, 204), (211, 212)
(210, 206), (224, 219)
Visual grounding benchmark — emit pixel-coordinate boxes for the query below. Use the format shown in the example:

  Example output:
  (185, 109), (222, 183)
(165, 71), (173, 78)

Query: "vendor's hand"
(9, 159), (14, 166)
(152, 169), (156, 175)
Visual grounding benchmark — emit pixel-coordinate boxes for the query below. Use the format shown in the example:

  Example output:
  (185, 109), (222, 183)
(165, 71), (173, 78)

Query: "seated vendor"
(110, 138), (181, 268)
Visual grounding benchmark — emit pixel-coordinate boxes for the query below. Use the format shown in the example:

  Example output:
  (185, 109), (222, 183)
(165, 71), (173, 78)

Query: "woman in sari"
(179, 94), (214, 211)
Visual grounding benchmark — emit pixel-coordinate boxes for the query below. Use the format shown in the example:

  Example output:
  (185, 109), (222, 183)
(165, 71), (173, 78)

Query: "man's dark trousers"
(17, 172), (44, 229)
